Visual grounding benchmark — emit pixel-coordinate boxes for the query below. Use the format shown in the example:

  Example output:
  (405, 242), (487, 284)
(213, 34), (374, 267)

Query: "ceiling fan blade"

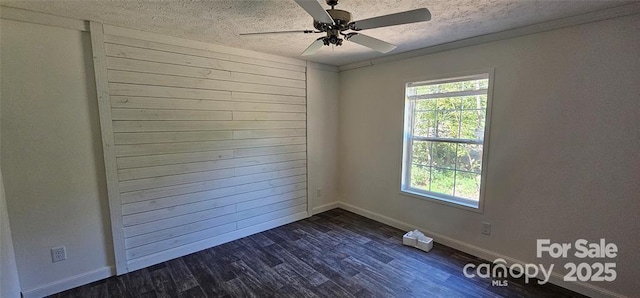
(351, 8), (431, 31)
(346, 33), (397, 53)
(301, 38), (325, 56)
(294, 0), (335, 25)
(240, 30), (318, 36)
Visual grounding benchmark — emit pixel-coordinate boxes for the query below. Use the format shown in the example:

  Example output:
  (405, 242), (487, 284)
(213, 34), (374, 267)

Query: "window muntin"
(401, 73), (491, 209)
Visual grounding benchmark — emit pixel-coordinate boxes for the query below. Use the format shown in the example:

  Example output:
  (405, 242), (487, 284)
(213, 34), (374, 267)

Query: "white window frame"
(400, 70), (494, 213)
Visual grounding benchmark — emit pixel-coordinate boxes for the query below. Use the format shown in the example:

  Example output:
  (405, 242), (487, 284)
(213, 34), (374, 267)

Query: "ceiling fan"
(240, 0), (431, 56)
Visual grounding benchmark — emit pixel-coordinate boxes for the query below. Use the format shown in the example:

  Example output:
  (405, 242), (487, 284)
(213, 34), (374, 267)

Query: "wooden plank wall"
(99, 25), (308, 271)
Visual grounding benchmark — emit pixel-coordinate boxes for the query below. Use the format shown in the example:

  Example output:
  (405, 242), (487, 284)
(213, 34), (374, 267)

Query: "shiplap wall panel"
(106, 56), (306, 89)
(110, 95), (305, 112)
(121, 176), (307, 215)
(111, 109), (234, 121)
(117, 152), (306, 181)
(115, 137), (306, 156)
(98, 25), (307, 271)
(233, 144), (307, 158)
(104, 43), (305, 80)
(121, 182), (307, 226)
(116, 149), (236, 169)
(117, 144), (305, 171)
(108, 70), (306, 96)
(123, 205), (238, 238)
(112, 120), (306, 133)
(101, 25), (306, 67)
(109, 85), (231, 101)
(120, 168), (307, 203)
(102, 34), (306, 72)
(233, 128), (306, 139)
(114, 131), (234, 145)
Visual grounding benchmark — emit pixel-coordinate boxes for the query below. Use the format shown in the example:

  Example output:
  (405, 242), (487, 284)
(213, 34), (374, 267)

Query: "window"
(401, 72), (492, 210)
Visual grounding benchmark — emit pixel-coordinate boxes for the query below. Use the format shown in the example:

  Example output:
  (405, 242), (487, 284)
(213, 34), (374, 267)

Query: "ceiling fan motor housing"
(313, 9), (352, 30)
(325, 0), (339, 7)
(313, 8), (352, 47)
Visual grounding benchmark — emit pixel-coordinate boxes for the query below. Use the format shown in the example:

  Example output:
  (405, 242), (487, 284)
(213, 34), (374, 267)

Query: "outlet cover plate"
(481, 222), (492, 236)
(51, 246), (67, 262)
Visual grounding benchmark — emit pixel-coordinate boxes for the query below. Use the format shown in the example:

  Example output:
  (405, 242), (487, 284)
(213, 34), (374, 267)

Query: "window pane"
(413, 111), (436, 137)
(435, 97), (460, 110)
(476, 79), (489, 89)
(432, 142), (456, 170)
(436, 110), (460, 138)
(461, 95), (487, 109)
(454, 171), (481, 200)
(408, 85), (438, 95)
(459, 110), (485, 140)
(412, 85), (440, 96)
(415, 99), (437, 110)
(431, 168), (455, 196)
(456, 144), (483, 173)
(410, 164), (431, 190)
(411, 78), (488, 95)
(459, 79), (488, 91)
(411, 141), (432, 166)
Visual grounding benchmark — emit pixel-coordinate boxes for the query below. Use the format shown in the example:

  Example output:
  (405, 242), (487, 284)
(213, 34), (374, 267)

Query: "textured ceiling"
(1, 0), (632, 66)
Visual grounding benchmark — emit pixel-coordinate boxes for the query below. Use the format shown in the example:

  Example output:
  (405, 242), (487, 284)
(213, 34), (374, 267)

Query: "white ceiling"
(1, 0), (632, 66)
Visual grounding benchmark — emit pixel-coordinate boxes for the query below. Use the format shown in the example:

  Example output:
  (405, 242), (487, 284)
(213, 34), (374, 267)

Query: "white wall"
(338, 14), (639, 297)
(0, 19), (114, 295)
(0, 168), (20, 297)
(0, 53), (21, 297)
(307, 63), (340, 213)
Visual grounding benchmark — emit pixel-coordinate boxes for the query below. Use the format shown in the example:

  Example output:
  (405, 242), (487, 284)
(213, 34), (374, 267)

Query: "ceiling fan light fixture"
(241, 0), (432, 56)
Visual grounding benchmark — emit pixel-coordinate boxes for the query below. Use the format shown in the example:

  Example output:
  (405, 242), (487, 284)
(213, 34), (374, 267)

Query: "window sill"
(399, 189), (484, 214)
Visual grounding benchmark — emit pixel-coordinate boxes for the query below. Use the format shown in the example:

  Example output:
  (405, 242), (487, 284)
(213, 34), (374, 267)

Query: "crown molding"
(339, 2), (640, 72)
(0, 6), (88, 31)
(307, 61), (340, 72)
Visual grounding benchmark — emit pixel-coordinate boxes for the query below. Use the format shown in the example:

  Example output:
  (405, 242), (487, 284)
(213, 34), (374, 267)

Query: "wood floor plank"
(272, 263), (322, 298)
(122, 268), (155, 297)
(177, 286), (207, 298)
(50, 208), (588, 298)
(314, 280), (355, 298)
(248, 232), (275, 247)
(203, 245), (240, 282)
(229, 252), (285, 292)
(269, 238), (365, 295)
(262, 242), (317, 279)
(149, 267), (179, 298)
(165, 259), (199, 293)
(237, 237), (283, 268)
(105, 276), (129, 298)
(223, 278), (257, 298)
(180, 253), (227, 298)
(228, 260), (275, 296)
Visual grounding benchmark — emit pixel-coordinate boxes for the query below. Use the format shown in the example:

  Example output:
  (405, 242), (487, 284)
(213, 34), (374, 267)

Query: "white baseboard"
(336, 201), (624, 298)
(311, 201), (339, 215)
(21, 266), (114, 298)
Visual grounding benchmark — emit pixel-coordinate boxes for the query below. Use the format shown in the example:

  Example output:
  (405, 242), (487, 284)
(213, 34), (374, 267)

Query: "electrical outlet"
(316, 188), (322, 197)
(51, 246), (67, 262)
(481, 222), (492, 236)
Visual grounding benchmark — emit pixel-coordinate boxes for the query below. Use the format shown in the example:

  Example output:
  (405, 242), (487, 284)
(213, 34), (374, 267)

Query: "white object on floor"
(402, 229), (433, 252)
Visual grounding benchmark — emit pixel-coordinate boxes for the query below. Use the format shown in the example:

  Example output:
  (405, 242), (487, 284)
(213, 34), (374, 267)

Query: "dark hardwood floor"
(49, 209), (584, 297)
